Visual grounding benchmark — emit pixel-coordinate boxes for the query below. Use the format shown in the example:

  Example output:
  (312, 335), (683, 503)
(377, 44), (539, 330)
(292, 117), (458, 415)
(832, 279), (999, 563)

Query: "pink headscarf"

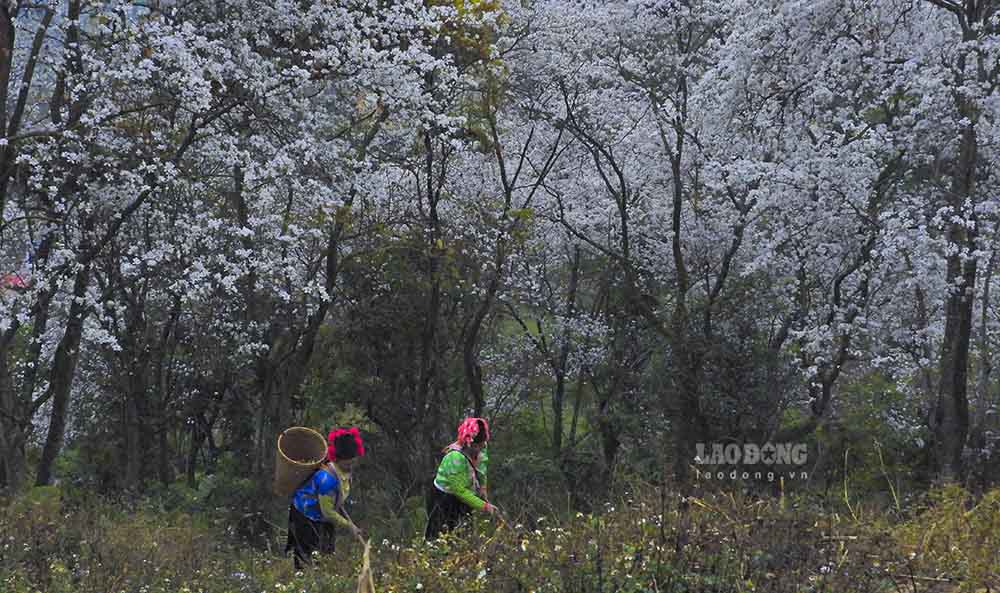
(446, 417), (490, 450)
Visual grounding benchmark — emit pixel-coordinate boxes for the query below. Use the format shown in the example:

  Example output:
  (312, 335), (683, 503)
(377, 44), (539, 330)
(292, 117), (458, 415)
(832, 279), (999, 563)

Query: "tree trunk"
(910, 263), (938, 428)
(123, 393), (145, 488)
(36, 263), (92, 485)
(157, 417), (173, 485)
(934, 252), (976, 482)
(933, 105), (979, 482)
(0, 3), (15, 217)
(0, 336), (28, 491)
(462, 280), (493, 416)
(552, 247), (581, 457)
(186, 423), (201, 489)
(920, 0), (993, 487)
(417, 132), (443, 427)
(972, 225), (998, 436)
(0, 244), (56, 492)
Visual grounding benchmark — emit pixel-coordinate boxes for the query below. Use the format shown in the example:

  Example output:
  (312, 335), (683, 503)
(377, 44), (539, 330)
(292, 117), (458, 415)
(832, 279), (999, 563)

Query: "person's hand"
(349, 524), (365, 542)
(483, 502), (499, 517)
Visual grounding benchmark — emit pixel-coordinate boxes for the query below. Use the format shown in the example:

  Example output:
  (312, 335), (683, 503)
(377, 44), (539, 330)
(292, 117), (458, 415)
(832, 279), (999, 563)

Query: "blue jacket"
(291, 467), (342, 522)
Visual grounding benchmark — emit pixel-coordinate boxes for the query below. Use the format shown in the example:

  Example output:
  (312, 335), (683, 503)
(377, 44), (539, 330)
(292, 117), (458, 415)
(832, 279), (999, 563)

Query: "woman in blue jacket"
(286, 427), (365, 568)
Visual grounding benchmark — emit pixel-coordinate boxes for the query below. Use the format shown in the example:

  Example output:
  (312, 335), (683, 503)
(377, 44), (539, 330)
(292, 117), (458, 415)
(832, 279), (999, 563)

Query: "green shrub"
(894, 485), (1000, 592)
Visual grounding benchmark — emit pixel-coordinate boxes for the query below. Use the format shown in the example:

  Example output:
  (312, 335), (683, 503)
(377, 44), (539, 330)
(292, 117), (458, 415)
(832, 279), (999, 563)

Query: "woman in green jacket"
(425, 417), (499, 540)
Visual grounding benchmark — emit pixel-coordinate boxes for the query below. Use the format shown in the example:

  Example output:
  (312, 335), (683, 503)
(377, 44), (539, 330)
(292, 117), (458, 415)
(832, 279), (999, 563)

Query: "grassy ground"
(1, 483), (997, 593)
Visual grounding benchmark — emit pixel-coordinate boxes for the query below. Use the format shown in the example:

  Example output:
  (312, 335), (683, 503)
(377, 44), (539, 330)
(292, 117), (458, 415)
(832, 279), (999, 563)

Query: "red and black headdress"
(327, 427), (365, 462)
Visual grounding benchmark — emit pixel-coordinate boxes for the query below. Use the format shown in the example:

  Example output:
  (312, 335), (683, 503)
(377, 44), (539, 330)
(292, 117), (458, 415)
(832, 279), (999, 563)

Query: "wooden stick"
(887, 574), (955, 583)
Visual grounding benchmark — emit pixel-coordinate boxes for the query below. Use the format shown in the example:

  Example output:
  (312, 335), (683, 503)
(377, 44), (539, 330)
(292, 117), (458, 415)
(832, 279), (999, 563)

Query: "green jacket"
(433, 446), (489, 510)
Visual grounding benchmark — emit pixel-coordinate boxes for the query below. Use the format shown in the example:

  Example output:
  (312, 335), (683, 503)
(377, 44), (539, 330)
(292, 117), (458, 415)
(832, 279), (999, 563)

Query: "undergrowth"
(1, 483), (997, 593)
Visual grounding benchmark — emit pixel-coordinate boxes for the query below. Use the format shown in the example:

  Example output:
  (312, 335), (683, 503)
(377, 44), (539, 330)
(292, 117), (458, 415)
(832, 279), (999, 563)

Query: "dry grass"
(1, 483), (996, 593)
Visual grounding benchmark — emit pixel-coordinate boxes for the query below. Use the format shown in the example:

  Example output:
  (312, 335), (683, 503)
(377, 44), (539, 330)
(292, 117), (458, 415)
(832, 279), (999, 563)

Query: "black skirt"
(285, 505), (336, 568)
(424, 485), (474, 540)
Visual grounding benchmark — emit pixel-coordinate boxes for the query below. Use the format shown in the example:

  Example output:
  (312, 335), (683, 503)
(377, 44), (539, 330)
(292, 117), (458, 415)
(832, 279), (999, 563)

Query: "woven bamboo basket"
(273, 426), (327, 497)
